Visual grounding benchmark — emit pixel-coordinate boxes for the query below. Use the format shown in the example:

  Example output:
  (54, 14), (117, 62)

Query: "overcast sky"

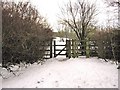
(7, 0), (117, 31)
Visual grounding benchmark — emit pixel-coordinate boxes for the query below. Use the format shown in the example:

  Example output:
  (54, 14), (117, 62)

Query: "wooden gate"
(54, 40), (71, 58)
(44, 39), (98, 59)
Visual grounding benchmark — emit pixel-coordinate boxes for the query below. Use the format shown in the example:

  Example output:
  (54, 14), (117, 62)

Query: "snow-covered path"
(2, 57), (118, 88)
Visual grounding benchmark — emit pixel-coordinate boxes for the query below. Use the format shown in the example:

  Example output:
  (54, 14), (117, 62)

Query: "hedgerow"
(2, 1), (53, 68)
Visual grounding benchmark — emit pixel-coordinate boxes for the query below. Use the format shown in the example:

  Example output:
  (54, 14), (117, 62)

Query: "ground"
(1, 57), (118, 88)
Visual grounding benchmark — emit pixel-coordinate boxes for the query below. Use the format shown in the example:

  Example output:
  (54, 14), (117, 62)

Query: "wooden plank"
(45, 50), (50, 51)
(43, 57), (50, 59)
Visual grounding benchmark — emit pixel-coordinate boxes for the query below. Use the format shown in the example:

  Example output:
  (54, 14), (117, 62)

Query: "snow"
(0, 77), (2, 90)
(2, 57), (118, 88)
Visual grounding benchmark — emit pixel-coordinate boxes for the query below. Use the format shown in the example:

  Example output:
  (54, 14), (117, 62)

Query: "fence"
(43, 39), (98, 59)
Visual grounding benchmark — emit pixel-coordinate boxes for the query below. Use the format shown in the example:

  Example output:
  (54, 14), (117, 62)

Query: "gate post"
(66, 40), (71, 58)
(54, 40), (56, 57)
(50, 40), (52, 58)
(72, 39), (79, 58)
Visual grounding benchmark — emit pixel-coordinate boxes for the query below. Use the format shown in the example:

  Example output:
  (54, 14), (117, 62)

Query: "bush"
(2, 1), (53, 68)
(112, 30), (120, 62)
(95, 30), (113, 60)
(90, 28), (120, 62)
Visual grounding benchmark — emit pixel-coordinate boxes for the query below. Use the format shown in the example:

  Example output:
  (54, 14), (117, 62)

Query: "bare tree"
(105, 0), (120, 27)
(59, 0), (97, 55)
(106, 0), (120, 6)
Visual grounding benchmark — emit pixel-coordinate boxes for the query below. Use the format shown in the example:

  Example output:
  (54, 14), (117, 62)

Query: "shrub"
(112, 30), (120, 63)
(90, 28), (120, 62)
(95, 30), (113, 60)
(2, 1), (53, 68)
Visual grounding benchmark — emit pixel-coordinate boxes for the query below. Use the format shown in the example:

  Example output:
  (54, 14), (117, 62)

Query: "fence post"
(66, 40), (71, 58)
(54, 40), (56, 57)
(75, 40), (79, 57)
(81, 40), (86, 56)
(86, 38), (90, 58)
(72, 39), (76, 58)
(50, 40), (52, 58)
